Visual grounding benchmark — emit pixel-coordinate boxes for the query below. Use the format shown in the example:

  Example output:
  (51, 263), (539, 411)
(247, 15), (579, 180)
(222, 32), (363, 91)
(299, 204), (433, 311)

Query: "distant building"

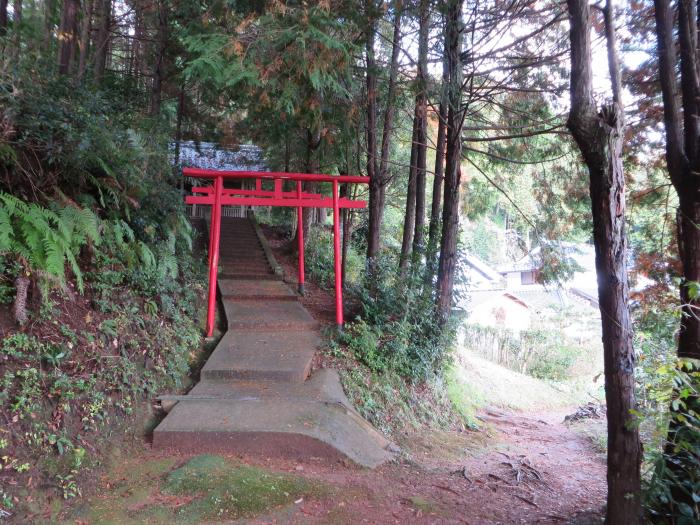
(174, 142), (266, 172)
(174, 142), (266, 219)
(458, 243), (601, 335)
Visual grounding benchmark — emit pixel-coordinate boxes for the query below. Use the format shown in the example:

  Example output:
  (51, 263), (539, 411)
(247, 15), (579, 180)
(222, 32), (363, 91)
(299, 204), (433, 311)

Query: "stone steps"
(201, 330), (318, 382)
(224, 300), (320, 331)
(218, 280), (297, 301)
(153, 371), (394, 467)
(153, 216), (396, 468)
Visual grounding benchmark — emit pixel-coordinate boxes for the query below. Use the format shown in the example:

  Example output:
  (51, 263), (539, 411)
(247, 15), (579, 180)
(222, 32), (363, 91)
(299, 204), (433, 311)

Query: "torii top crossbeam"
(183, 168), (369, 336)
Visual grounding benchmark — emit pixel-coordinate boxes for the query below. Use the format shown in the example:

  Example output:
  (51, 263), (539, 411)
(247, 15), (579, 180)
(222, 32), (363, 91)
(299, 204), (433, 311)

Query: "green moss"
(69, 454), (327, 524)
(407, 495), (439, 514)
(164, 455), (321, 521)
(445, 365), (483, 430)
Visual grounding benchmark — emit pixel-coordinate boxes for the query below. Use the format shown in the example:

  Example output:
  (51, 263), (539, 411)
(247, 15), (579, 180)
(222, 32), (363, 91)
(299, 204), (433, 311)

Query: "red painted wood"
(186, 195), (365, 209)
(192, 187), (323, 199)
(297, 180), (305, 295)
(184, 168), (369, 185)
(206, 176), (223, 337)
(332, 180), (343, 327)
(187, 169), (368, 333)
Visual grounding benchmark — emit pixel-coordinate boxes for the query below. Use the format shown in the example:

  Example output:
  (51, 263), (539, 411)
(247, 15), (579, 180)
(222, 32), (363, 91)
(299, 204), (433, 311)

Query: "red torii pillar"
(183, 169), (368, 337)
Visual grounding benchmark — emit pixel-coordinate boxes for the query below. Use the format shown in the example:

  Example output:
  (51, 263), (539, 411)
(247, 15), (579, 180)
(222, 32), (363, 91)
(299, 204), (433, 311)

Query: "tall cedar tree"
(653, 0), (700, 514)
(426, 44), (449, 281)
(377, 3), (403, 239)
(0, 0), (7, 35)
(436, 0), (464, 321)
(150, 0), (168, 115)
(365, 0), (381, 264)
(93, 0), (111, 82)
(400, 0), (429, 273)
(566, 0), (642, 521)
(76, 0), (94, 80)
(412, 0), (429, 265)
(57, 0), (80, 75)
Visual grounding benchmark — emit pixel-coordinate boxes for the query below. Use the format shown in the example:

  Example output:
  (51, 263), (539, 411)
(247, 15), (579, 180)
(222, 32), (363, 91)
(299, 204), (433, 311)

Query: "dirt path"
(242, 409), (606, 524)
(62, 408), (605, 524)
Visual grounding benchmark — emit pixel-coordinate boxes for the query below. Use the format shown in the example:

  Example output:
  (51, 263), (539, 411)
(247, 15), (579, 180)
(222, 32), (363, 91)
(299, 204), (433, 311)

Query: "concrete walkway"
(153, 217), (395, 467)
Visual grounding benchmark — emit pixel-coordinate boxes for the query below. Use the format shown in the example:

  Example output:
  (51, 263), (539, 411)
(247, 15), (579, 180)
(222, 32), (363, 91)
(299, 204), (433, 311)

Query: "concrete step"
(219, 280), (297, 301)
(220, 243), (263, 250)
(201, 329), (318, 382)
(220, 240), (263, 246)
(219, 249), (266, 256)
(223, 300), (319, 331)
(220, 269), (274, 278)
(221, 263), (271, 272)
(153, 370), (396, 468)
(221, 259), (269, 267)
(219, 272), (281, 281)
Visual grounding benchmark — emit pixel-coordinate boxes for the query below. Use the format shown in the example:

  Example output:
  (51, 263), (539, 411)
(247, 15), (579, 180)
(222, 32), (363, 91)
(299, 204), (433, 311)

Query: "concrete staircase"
(153, 217), (395, 467)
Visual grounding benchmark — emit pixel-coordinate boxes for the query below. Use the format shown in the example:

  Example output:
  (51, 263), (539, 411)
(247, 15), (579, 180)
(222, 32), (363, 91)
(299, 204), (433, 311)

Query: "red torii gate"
(183, 168), (369, 337)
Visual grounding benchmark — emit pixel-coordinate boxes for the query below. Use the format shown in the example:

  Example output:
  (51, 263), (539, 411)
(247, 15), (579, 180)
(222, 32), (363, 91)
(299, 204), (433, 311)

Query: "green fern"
(0, 193), (100, 293)
(137, 241), (156, 269)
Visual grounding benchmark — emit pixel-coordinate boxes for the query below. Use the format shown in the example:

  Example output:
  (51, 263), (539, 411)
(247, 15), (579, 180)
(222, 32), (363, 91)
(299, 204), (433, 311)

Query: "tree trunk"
(399, 109), (419, 273)
(654, 0), (700, 362)
(43, 0), (55, 49)
(412, 0), (429, 266)
(57, 0), (80, 76)
(293, 128), (321, 248)
(175, 82), (185, 192)
(371, 1), (403, 264)
(426, 45), (449, 282)
(436, 0), (464, 321)
(12, 0), (20, 52)
(76, 0), (93, 80)
(365, 0), (381, 264)
(676, 196), (700, 359)
(150, 0), (167, 116)
(93, 0), (110, 82)
(13, 276), (29, 325)
(567, 0), (641, 522)
(653, 0), (700, 516)
(0, 0), (8, 36)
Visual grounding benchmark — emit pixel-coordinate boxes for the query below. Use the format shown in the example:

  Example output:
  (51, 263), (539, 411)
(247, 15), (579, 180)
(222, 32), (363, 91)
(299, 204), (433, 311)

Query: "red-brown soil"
(68, 408), (605, 524)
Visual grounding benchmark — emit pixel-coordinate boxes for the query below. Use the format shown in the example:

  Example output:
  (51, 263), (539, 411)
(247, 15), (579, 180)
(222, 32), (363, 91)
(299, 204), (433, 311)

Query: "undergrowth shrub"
(303, 224), (363, 289)
(338, 362), (461, 435)
(344, 256), (456, 382)
(461, 323), (580, 381)
(633, 294), (700, 522)
(641, 357), (700, 523)
(0, 58), (205, 515)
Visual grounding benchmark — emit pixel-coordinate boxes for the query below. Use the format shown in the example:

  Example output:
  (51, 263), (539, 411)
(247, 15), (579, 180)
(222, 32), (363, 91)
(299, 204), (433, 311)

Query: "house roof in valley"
(463, 254), (502, 282)
(466, 288), (531, 309)
(569, 287), (599, 307)
(497, 242), (597, 276)
(466, 285), (600, 314)
(514, 287), (567, 311)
